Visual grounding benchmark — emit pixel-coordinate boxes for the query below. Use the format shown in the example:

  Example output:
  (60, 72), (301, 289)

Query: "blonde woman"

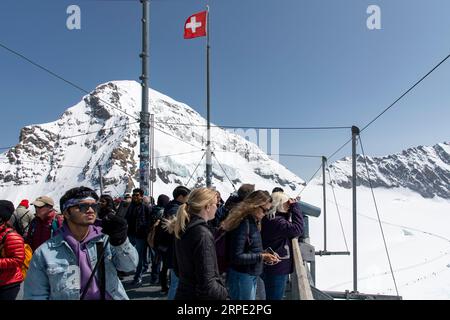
(261, 191), (304, 300)
(221, 190), (279, 300)
(169, 188), (228, 300)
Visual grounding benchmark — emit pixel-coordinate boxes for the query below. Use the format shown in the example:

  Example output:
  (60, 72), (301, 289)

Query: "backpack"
(214, 219), (250, 274)
(147, 206), (165, 249)
(1, 228), (33, 279)
(214, 228), (229, 274)
(152, 218), (171, 253)
(149, 206), (164, 226)
(26, 215), (62, 242)
(12, 210), (30, 236)
(147, 219), (160, 249)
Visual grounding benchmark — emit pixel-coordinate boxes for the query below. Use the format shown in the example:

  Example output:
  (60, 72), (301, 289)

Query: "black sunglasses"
(259, 206), (270, 214)
(72, 203), (99, 213)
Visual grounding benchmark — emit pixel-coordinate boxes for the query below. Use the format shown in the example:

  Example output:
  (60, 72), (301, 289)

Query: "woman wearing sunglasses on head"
(23, 186), (138, 300)
(260, 191), (304, 300)
(221, 190), (279, 300)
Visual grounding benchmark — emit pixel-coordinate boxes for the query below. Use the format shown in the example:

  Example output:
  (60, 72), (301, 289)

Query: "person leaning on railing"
(260, 191), (304, 300)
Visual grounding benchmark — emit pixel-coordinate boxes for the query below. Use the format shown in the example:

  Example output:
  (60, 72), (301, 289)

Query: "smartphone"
(263, 247), (281, 265)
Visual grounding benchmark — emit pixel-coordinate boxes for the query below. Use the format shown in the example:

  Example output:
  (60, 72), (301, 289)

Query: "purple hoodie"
(61, 223), (112, 300)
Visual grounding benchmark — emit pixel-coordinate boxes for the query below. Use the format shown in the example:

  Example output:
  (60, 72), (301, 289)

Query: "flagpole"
(139, 0), (150, 196)
(205, 5), (212, 188)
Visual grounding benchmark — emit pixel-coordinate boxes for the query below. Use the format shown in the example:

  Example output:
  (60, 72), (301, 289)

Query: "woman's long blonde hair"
(221, 190), (272, 232)
(165, 187), (217, 239)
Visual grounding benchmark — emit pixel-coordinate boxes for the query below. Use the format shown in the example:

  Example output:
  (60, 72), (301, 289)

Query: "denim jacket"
(23, 233), (138, 300)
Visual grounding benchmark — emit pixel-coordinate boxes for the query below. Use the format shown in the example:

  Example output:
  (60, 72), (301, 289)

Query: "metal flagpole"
(322, 156), (327, 252)
(150, 113), (155, 199)
(98, 165), (104, 195)
(139, 0), (150, 195)
(352, 125), (360, 292)
(205, 5), (212, 188)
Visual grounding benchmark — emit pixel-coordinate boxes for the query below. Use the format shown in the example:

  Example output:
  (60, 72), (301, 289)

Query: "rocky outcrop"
(330, 142), (450, 199)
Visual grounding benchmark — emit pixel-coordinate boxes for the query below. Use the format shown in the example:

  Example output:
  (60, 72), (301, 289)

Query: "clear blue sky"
(1, 0), (449, 181)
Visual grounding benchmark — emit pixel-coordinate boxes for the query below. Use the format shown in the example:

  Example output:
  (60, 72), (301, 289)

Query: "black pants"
(0, 282), (21, 300)
(159, 259), (169, 291)
(150, 249), (161, 279)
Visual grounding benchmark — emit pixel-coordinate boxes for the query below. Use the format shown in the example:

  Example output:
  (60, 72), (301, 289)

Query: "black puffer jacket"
(229, 216), (263, 276)
(149, 205), (164, 226)
(174, 215), (228, 300)
(163, 200), (183, 268)
(164, 200), (182, 218)
(209, 194), (241, 229)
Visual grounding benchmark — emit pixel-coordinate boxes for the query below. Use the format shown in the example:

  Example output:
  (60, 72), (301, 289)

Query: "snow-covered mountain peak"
(328, 142), (450, 199)
(0, 81), (304, 206)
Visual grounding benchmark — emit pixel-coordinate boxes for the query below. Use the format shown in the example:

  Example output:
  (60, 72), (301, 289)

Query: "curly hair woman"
(221, 190), (279, 300)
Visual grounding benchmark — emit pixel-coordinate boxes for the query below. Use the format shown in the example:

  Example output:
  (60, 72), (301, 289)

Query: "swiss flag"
(184, 11), (207, 39)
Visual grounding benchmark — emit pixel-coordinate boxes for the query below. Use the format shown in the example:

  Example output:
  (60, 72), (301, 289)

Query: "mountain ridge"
(0, 80), (304, 206)
(328, 142), (450, 199)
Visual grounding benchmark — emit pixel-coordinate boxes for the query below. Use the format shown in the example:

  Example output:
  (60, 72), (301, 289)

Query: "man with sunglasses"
(24, 186), (138, 300)
(25, 196), (63, 251)
(124, 188), (153, 286)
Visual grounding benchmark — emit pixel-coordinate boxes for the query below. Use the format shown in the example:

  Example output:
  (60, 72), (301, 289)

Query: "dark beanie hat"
(0, 200), (15, 222)
(238, 184), (255, 200)
(157, 194), (170, 207)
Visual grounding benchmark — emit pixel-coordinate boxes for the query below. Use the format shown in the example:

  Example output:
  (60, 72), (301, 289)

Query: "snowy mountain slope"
(329, 142), (450, 199)
(278, 142), (450, 299)
(0, 80), (304, 206)
(299, 183), (450, 300)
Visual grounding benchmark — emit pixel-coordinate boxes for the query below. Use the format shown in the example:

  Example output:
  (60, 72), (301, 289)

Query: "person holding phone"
(261, 191), (304, 300)
(221, 190), (279, 300)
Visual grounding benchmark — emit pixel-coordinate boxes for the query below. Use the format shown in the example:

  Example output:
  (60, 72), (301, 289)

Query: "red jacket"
(0, 224), (25, 287)
(25, 210), (63, 251)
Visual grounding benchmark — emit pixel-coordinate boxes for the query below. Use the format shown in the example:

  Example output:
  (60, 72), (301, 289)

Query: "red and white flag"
(184, 11), (207, 39)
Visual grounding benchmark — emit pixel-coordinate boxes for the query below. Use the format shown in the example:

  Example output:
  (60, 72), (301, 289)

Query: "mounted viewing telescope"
(298, 201), (321, 217)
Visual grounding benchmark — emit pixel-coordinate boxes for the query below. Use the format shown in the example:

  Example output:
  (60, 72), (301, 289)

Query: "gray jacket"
(10, 205), (34, 235)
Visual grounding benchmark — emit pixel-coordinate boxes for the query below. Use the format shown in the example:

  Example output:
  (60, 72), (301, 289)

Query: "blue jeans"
(149, 248), (161, 279)
(261, 273), (288, 300)
(226, 268), (257, 300)
(167, 269), (179, 300)
(129, 236), (149, 281)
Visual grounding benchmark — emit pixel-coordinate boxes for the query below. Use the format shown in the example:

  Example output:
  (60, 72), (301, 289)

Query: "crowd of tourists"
(0, 183), (304, 300)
